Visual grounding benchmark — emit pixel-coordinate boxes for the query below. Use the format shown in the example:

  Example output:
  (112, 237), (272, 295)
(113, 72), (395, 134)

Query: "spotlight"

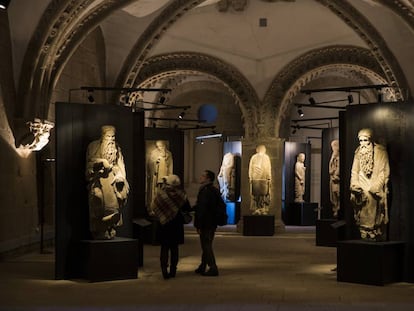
(200, 139), (205, 145)
(347, 94), (353, 104)
(291, 125), (300, 134)
(377, 91), (383, 103)
(0, 0), (10, 10)
(297, 107), (304, 117)
(308, 97), (316, 105)
(87, 90), (95, 103)
(124, 93), (130, 105)
(178, 111), (185, 119)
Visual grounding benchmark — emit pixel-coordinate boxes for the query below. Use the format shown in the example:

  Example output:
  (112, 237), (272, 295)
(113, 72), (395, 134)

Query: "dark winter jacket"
(159, 199), (191, 246)
(193, 182), (221, 230)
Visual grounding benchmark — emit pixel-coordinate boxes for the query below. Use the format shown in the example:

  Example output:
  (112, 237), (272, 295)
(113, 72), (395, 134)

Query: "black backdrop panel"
(55, 102), (143, 279)
(340, 102), (414, 282)
(283, 142), (312, 222)
(321, 128), (339, 219)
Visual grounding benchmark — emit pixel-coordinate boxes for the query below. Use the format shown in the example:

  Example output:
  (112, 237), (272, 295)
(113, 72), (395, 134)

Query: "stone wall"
(0, 24), (107, 257)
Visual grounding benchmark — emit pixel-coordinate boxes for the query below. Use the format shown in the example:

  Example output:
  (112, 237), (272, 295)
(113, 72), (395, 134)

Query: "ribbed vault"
(131, 52), (259, 139)
(15, 0), (412, 128)
(262, 45), (393, 139)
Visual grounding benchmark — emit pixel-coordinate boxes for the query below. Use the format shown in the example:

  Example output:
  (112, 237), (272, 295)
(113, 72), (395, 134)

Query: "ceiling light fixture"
(308, 97), (316, 105)
(297, 106), (304, 117)
(147, 117), (206, 123)
(87, 90), (95, 103)
(301, 84), (389, 94)
(195, 133), (223, 140)
(294, 103), (347, 109)
(0, 0), (10, 10)
(80, 86), (172, 93)
(178, 111), (185, 119)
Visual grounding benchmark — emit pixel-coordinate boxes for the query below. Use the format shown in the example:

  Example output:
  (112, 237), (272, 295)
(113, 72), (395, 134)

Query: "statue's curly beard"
(359, 144), (374, 178)
(101, 140), (117, 164)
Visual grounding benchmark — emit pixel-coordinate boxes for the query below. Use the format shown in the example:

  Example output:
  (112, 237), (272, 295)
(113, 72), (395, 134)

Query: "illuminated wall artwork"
(17, 118), (54, 157)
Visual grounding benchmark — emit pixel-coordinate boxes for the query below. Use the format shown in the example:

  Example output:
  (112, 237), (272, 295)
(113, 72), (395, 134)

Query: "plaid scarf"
(152, 186), (188, 225)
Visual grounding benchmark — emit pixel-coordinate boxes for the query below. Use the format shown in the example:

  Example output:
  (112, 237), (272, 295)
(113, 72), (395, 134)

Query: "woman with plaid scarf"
(151, 174), (191, 279)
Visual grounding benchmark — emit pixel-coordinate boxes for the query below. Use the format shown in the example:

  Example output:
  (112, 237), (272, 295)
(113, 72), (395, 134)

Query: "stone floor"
(1, 225), (414, 311)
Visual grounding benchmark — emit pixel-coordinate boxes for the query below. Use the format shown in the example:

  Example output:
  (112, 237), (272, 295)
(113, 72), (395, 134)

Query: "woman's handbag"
(181, 211), (192, 224)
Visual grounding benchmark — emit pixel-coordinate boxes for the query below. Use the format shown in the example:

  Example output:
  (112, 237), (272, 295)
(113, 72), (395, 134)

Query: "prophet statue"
(86, 125), (129, 239)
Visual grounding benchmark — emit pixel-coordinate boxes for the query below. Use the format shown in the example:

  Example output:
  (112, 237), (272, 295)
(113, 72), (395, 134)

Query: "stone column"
(237, 138), (286, 233)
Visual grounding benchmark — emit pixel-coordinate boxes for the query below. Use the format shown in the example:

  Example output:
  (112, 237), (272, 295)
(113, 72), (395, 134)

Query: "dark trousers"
(160, 244), (179, 270)
(199, 228), (217, 270)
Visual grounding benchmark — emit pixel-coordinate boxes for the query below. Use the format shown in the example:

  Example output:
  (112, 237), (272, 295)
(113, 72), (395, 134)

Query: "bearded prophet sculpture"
(85, 125), (129, 240)
(350, 128), (390, 241)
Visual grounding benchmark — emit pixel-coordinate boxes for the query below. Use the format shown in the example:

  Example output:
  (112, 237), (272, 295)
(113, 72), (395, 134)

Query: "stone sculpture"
(294, 153), (306, 203)
(18, 118), (54, 152)
(350, 128), (390, 241)
(248, 145), (271, 215)
(217, 152), (236, 201)
(85, 125), (129, 240)
(329, 140), (340, 217)
(146, 140), (173, 214)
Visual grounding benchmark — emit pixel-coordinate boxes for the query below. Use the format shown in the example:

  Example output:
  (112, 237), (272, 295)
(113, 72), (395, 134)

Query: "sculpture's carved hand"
(369, 189), (382, 200)
(350, 185), (363, 194)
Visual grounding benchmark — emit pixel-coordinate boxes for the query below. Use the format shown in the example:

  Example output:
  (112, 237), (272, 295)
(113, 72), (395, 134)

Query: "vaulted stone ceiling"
(6, 0), (414, 141)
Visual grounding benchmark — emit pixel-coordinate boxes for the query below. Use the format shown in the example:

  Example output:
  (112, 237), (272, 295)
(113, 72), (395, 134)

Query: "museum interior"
(1, 0), (414, 310)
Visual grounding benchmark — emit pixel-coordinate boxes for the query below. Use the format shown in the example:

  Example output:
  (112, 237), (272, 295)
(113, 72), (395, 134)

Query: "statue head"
(331, 139), (339, 154)
(155, 140), (167, 151)
(256, 144), (266, 154)
(101, 125), (116, 142)
(358, 128), (373, 147)
(297, 152), (305, 162)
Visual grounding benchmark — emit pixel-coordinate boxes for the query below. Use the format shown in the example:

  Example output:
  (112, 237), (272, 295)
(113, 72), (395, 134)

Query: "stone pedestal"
(285, 202), (317, 226)
(133, 218), (154, 267)
(80, 237), (139, 282)
(243, 215), (275, 236)
(316, 219), (345, 247)
(337, 240), (405, 286)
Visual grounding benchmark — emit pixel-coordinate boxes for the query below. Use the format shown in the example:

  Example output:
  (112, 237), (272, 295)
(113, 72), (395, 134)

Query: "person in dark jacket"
(193, 169), (221, 276)
(151, 174), (190, 279)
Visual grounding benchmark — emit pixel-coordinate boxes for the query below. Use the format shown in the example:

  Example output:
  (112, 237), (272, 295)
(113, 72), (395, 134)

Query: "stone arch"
(131, 52), (260, 139)
(315, 0), (410, 98)
(16, 0), (412, 124)
(262, 45), (407, 138)
(16, 0), (204, 119)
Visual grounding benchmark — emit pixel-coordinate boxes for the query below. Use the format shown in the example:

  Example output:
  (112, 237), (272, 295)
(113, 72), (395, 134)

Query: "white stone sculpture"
(294, 153), (306, 203)
(350, 128), (390, 241)
(329, 140), (340, 217)
(18, 118), (54, 152)
(217, 152), (235, 201)
(146, 140), (173, 214)
(248, 145), (271, 215)
(85, 125), (129, 240)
